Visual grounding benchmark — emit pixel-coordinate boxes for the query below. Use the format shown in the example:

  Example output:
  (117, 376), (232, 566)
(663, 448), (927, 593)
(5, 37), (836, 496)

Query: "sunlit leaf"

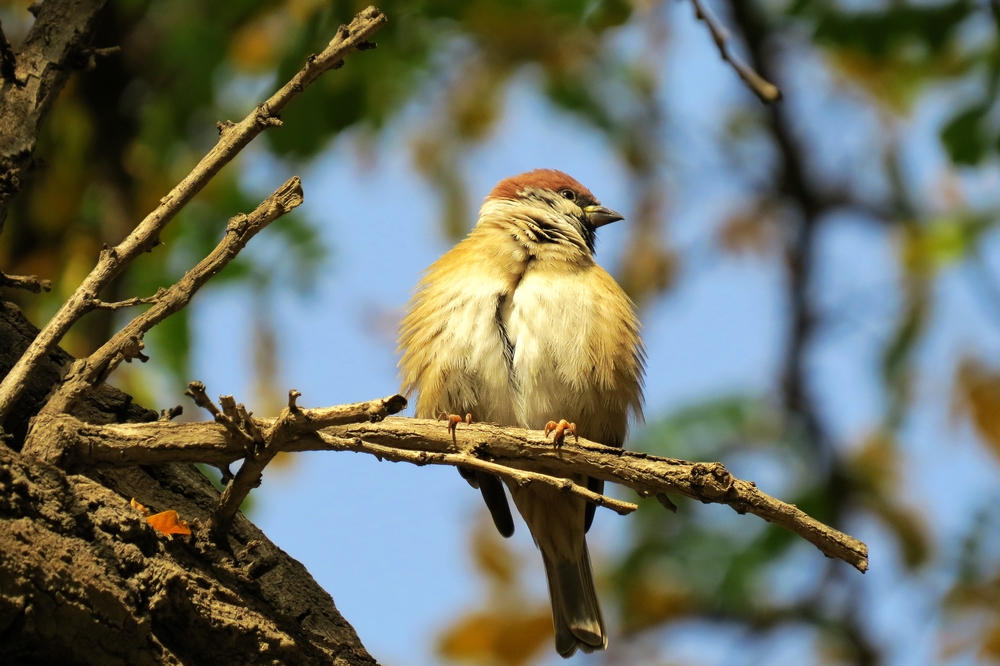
(146, 509), (193, 536)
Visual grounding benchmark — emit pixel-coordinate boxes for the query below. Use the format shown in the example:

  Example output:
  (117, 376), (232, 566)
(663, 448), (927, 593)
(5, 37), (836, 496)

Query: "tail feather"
(541, 544), (606, 658)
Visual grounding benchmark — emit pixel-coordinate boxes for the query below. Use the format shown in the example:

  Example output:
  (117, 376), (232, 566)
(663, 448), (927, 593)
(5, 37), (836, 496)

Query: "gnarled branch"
(23, 397), (869, 572)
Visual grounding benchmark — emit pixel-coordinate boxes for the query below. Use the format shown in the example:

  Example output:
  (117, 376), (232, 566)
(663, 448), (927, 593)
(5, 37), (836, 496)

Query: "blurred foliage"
(437, 520), (553, 665)
(5, 0), (1000, 664)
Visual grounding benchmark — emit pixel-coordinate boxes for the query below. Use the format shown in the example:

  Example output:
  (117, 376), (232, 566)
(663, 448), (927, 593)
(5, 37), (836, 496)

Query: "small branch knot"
(226, 213), (250, 234)
(159, 405), (183, 421)
(121, 336), (148, 363)
(690, 462), (734, 501)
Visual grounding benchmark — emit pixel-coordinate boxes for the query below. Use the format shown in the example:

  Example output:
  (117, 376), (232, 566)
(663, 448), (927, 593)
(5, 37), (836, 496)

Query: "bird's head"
(480, 169), (624, 255)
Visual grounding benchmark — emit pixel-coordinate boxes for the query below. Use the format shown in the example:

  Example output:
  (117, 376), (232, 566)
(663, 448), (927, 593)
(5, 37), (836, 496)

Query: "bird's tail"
(541, 543), (607, 658)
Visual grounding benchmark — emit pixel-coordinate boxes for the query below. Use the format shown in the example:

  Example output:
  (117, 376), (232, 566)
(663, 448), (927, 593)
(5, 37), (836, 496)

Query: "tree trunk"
(0, 299), (377, 665)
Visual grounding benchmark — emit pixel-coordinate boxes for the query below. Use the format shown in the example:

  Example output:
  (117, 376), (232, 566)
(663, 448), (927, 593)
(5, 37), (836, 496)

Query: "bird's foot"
(544, 419), (578, 447)
(439, 412), (472, 436)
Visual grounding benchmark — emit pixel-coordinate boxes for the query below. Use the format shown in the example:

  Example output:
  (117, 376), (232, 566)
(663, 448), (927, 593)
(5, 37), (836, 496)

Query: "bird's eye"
(559, 189), (576, 201)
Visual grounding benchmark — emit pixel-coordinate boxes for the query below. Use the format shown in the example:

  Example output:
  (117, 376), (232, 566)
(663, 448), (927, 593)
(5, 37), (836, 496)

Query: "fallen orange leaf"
(146, 509), (192, 536)
(130, 497), (150, 517)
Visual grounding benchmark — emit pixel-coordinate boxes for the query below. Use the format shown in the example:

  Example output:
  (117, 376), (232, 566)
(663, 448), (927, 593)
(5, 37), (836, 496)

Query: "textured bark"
(0, 301), (377, 665)
(0, 0), (111, 233)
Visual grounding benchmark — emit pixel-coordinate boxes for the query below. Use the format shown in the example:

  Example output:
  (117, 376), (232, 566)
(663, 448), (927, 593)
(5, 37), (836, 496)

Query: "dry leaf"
(146, 510), (192, 536)
(954, 358), (1000, 460)
(130, 497), (150, 517)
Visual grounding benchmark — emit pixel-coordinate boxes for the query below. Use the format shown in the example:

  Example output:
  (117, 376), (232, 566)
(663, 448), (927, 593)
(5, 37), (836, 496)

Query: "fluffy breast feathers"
(397, 223), (644, 447)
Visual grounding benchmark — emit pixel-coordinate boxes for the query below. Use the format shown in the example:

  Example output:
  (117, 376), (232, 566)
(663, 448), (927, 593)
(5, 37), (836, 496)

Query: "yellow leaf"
(472, 520), (517, 585)
(620, 577), (691, 634)
(955, 359), (1000, 459)
(437, 609), (552, 666)
(981, 621), (1000, 658)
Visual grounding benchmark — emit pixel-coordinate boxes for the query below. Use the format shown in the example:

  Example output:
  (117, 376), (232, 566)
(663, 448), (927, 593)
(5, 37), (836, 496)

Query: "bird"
(397, 169), (644, 657)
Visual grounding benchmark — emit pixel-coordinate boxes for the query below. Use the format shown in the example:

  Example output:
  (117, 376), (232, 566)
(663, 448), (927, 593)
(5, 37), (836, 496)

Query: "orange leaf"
(146, 509), (192, 536)
(130, 497), (150, 517)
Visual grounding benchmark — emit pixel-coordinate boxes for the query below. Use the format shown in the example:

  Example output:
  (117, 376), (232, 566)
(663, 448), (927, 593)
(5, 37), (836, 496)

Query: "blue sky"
(172, 2), (1000, 664)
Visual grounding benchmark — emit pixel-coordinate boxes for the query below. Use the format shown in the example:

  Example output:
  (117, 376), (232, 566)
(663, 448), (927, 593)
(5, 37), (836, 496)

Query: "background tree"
(1, 0), (998, 665)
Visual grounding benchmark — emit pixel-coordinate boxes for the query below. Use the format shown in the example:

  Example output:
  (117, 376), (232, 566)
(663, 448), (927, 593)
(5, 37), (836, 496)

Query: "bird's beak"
(584, 204), (624, 228)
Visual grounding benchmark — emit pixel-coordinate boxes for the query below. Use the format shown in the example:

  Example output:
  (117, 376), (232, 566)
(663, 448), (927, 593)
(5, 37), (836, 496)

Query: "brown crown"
(487, 169), (597, 203)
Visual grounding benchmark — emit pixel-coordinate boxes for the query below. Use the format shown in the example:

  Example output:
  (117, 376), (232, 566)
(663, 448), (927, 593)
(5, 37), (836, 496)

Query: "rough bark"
(0, 301), (377, 665)
(0, 0), (111, 233)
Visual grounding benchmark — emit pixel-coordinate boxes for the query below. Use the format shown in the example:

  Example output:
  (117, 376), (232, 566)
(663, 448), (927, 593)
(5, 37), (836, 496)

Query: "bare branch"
(0, 5), (388, 425)
(23, 403), (869, 572)
(184, 380), (222, 418)
(158, 405), (183, 421)
(206, 391), (410, 540)
(320, 432), (639, 516)
(36, 177), (304, 417)
(0, 271), (51, 293)
(88, 291), (163, 310)
(690, 0), (781, 104)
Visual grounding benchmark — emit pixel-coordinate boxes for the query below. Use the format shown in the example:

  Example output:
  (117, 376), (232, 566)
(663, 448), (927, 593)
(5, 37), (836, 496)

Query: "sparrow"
(398, 169), (645, 657)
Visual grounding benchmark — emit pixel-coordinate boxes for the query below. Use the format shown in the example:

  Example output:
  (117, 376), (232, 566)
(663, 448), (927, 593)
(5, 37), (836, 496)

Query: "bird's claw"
(439, 412), (473, 436)
(544, 419), (577, 447)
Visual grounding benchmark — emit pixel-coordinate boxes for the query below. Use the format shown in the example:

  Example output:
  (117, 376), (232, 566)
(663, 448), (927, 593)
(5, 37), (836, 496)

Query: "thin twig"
(689, 0), (781, 104)
(24, 405), (869, 572)
(159, 405), (183, 421)
(205, 390), (409, 540)
(0, 5), (387, 425)
(35, 177), (304, 417)
(0, 271), (51, 293)
(88, 291), (163, 310)
(320, 433), (638, 515)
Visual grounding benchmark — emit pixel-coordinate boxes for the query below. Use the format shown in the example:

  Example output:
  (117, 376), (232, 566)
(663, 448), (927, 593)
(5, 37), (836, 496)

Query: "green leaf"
(941, 104), (991, 165)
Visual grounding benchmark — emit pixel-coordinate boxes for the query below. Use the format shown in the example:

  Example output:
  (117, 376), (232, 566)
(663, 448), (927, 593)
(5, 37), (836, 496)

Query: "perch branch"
(689, 0), (781, 104)
(0, 271), (51, 293)
(23, 403), (868, 572)
(197, 390), (409, 540)
(36, 177), (304, 417)
(319, 432), (638, 516)
(0, 5), (387, 425)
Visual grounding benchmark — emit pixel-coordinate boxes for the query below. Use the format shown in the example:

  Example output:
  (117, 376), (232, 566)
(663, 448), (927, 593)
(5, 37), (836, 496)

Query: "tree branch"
(0, 5), (388, 426)
(0, 0), (112, 231)
(0, 270), (51, 293)
(36, 177), (304, 418)
(23, 398), (869, 572)
(689, 0), (782, 104)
